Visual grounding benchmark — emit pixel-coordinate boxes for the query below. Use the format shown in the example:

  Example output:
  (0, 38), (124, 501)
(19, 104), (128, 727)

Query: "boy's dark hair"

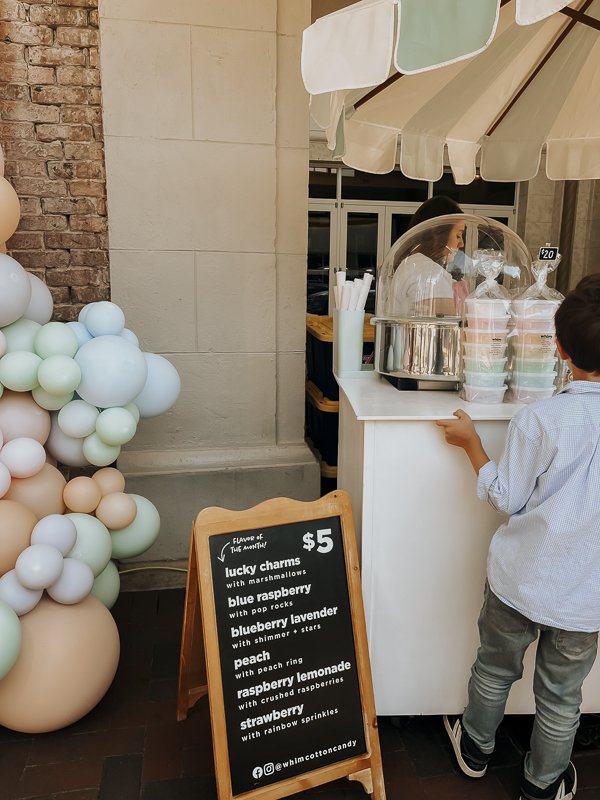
(554, 273), (600, 373)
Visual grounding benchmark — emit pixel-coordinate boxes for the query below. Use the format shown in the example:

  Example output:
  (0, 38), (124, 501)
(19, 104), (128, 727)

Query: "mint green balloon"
(66, 513), (112, 577)
(82, 432), (121, 467)
(0, 599), (22, 679)
(32, 385), (74, 411)
(122, 402), (140, 424)
(109, 494), (160, 559)
(34, 321), (78, 359)
(0, 382), (3, 400)
(91, 560), (120, 609)
(1, 318), (41, 353)
(95, 407), (137, 446)
(37, 355), (81, 396)
(0, 351), (42, 391)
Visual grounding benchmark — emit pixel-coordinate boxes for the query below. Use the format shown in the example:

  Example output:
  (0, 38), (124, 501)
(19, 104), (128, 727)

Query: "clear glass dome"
(376, 214), (533, 320)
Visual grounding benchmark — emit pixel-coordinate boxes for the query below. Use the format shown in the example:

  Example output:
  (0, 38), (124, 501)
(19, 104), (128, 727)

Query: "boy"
(436, 274), (600, 800)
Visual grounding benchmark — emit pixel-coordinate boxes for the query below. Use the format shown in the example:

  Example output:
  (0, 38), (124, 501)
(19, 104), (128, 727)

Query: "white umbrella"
(303, 0), (600, 183)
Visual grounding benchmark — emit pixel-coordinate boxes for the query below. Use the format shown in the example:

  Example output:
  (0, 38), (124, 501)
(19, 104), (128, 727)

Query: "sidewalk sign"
(177, 490), (385, 800)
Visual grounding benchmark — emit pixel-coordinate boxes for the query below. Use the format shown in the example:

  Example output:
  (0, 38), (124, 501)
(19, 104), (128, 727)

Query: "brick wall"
(0, 0), (108, 321)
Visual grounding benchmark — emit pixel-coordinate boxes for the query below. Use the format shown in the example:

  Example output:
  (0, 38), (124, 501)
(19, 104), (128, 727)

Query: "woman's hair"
(407, 196), (463, 263)
(554, 274), (600, 372)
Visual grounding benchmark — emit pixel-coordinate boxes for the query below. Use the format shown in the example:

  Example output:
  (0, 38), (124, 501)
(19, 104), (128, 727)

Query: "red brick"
(63, 142), (103, 160)
(89, 47), (99, 68)
(28, 65), (55, 83)
(19, 214), (69, 231)
(49, 286), (70, 303)
(56, 65), (99, 86)
(28, 45), (86, 66)
(53, 304), (79, 321)
(0, 21), (53, 45)
(36, 123), (94, 142)
(0, 40), (25, 62)
(11, 176), (68, 197)
(0, 120), (35, 139)
(0, 61), (27, 81)
(71, 285), (109, 304)
(45, 232), (98, 250)
(42, 196), (97, 214)
(3, 100), (59, 123)
(87, 86), (101, 105)
(18, 160), (48, 177)
(73, 161), (104, 179)
(47, 161), (75, 179)
(69, 178), (104, 197)
(0, 83), (29, 101)
(3, 160), (18, 176)
(46, 267), (100, 286)
(6, 230), (44, 249)
(60, 105), (102, 125)
(4, 139), (63, 159)
(70, 249), (108, 266)
(89, 9), (98, 26)
(56, 26), (98, 46)
(0, 1), (26, 21)
(58, 0), (97, 6)
(18, 197), (42, 214)
(16, 249), (70, 268)
(32, 85), (87, 104)
(70, 215), (107, 232)
(29, 5), (88, 26)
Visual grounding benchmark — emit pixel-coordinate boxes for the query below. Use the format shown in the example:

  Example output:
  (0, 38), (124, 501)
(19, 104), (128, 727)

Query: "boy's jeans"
(462, 583), (598, 790)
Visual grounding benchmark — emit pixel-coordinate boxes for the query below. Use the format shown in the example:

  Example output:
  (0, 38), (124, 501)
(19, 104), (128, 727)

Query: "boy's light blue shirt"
(477, 380), (600, 632)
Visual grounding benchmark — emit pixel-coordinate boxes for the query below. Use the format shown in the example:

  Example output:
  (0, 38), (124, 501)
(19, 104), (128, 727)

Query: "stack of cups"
(508, 299), (560, 403)
(462, 298), (511, 403)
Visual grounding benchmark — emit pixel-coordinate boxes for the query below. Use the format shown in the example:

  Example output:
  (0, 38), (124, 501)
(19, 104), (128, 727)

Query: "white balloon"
(15, 543), (64, 590)
(0, 436), (46, 478)
(0, 461), (10, 498)
(0, 254), (31, 327)
(66, 321), (93, 348)
(46, 557), (94, 604)
(45, 412), (90, 467)
(0, 570), (42, 616)
(31, 514), (77, 555)
(23, 273), (53, 325)
(133, 353), (181, 419)
(58, 399), (99, 439)
(84, 301), (125, 337)
(74, 335), (147, 408)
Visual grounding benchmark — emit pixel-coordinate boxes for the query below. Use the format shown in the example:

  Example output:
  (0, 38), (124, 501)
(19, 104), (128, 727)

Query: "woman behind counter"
(388, 196), (468, 317)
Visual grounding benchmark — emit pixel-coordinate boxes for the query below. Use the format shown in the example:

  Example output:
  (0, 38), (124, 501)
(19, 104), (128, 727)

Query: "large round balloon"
(132, 353), (181, 418)
(45, 413), (89, 467)
(0, 599), (21, 679)
(109, 494), (160, 559)
(0, 596), (120, 733)
(0, 254), (31, 327)
(0, 499), (38, 575)
(4, 463), (66, 519)
(1, 318), (41, 353)
(0, 177), (21, 244)
(23, 273), (53, 325)
(75, 336), (147, 408)
(0, 389), (51, 444)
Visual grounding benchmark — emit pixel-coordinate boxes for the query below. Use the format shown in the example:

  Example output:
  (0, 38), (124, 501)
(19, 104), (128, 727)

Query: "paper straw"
(333, 285), (340, 309)
(340, 281), (352, 310)
(348, 279), (363, 310)
(356, 272), (373, 310)
(336, 270), (346, 290)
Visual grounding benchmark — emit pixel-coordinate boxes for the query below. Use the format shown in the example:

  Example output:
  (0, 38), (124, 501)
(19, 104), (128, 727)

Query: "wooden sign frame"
(177, 490), (385, 800)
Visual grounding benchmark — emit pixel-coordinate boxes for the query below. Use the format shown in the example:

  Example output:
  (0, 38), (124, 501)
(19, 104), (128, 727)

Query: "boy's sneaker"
(520, 761), (577, 800)
(443, 715), (492, 778)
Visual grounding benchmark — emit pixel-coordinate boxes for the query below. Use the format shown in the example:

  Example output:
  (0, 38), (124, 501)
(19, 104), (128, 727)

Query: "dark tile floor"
(3, 589), (600, 800)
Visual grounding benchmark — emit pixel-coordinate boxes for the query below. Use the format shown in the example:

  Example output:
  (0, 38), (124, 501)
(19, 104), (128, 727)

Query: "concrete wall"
(98, 0), (319, 572)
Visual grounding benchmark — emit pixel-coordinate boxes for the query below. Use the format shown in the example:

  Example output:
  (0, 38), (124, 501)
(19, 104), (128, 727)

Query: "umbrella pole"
(557, 180), (579, 295)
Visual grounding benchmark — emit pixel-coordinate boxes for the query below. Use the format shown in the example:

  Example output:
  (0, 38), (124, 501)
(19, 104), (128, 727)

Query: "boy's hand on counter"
(436, 410), (491, 475)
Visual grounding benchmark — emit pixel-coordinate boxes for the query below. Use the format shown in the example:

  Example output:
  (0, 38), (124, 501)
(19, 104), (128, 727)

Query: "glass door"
(339, 203), (386, 313)
(307, 201), (339, 315)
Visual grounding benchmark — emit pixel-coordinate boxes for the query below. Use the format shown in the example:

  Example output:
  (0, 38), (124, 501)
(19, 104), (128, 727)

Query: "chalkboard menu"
(210, 515), (366, 795)
(177, 492), (385, 800)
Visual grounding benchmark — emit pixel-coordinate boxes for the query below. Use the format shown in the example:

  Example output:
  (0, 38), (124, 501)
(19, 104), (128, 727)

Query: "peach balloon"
(4, 463), (66, 519)
(63, 476), (102, 514)
(0, 390), (51, 444)
(92, 467), (125, 496)
(0, 499), (38, 575)
(95, 492), (137, 530)
(0, 177), (20, 243)
(0, 595), (120, 733)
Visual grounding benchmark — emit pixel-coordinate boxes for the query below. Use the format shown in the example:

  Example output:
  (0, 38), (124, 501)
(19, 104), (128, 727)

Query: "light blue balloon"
(133, 353), (181, 419)
(109, 494), (160, 559)
(66, 321), (93, 348)
(1, 318), (41, 353)
(74, 336), (147, 408)
(85, 301), (125, 337)
(0, 600), (21, 679)
(91, 560), (120, 609)
(120, 328), (139, 347)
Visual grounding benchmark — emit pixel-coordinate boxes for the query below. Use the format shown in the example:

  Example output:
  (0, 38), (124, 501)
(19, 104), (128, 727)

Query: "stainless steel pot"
(371, 317), (462, 381)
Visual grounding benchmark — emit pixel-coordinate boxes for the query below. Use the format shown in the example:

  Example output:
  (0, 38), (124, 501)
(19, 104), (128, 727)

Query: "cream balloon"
(0, 389), (51, 444)
(95, 492), (137, 529)
(63, 476), (102, 514)
(0, 177), (20, 244)
(0, 499), (38, 574)
(0, 596), (120, 733)
(0, 461), (11, 498)
(91, 467), (125, 496)
(3, 463), (66, 519)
